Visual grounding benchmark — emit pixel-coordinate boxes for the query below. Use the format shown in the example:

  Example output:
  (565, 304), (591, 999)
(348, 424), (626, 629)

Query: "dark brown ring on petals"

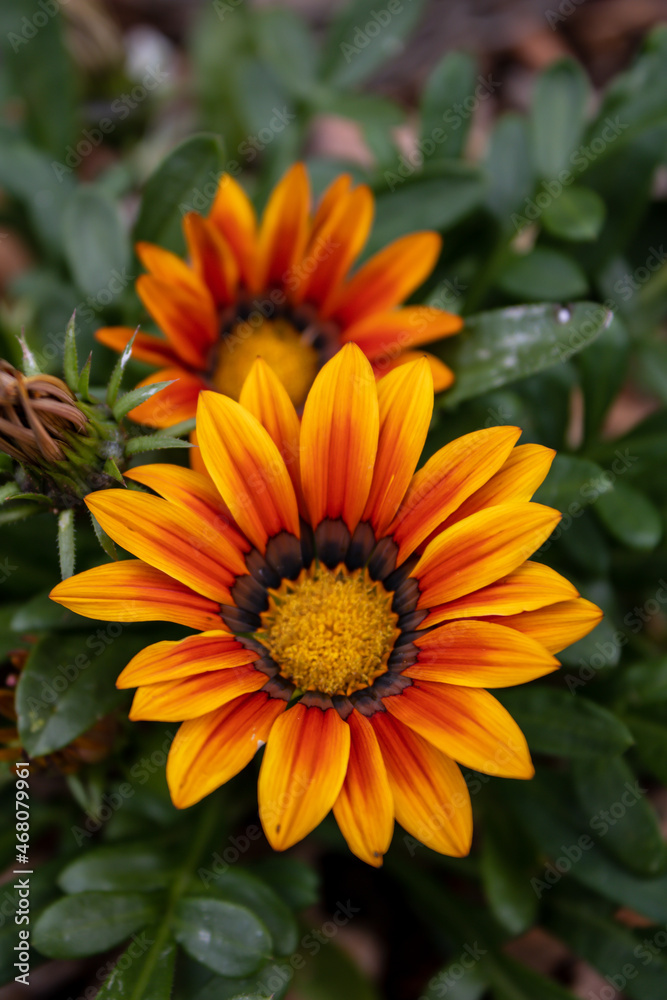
(345, 522), (376, 571)
(314, 518), (351, 569)
(232, 574), (269, 614)
(367, 537), (398, 582)
(220, 604), (261, 633)
(300, 690), (335, 711)
(265, 530), (303, 580)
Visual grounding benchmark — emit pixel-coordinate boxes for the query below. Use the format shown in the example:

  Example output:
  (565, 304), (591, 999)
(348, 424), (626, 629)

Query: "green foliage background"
(0, 1), (667, 997)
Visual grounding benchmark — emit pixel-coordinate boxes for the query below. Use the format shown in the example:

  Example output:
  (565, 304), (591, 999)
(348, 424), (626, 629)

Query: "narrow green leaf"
(125, 434), (193, 456)
(530, 58), (590, 178)
(484, 113), (534, 226)
(77, 352), (93, 401)
(496, 248), (588, 301)
(173, 897), (271, 977)
(437, 302), (610, 408)
(33, 892), (159, 959)
(107, 331), (138, 407)
(480, 811), (538, 935)
(113, 381), (174, 422)
(57, 508), (76, 580)
(0, 483), (21, 503)
(497, 688), (633, 758)
(133, 134), (225, 255)
(63, 313), (79, 391)
(104, 457), (125, 484)
(573, 756), (667, 876)
(91, 511), (118, 561)
(420, 52), (479, 162)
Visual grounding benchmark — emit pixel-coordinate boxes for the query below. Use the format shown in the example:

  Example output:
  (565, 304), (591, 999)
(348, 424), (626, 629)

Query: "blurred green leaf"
(497, 688), (633, 758)
(437, 302), (610, 408)
(530, 59), (590, 179)
(255, 7), (318, 98)
(541, 186), (606, 241)
(496, 249), (588, 301)
(203, 869), (298, 957)
(533, 454), (611, 510)
(10, 590), (92, 632)
(59, 842), (177, 894)
(577, 314), (630, 442)
(173, 897), (271, 977)
(63, 186), (129, 300)
(15, 631), (140, 757)
(488, 954), (580, 1000)
(480, 807), (538, 935)
(0, 137), (75, 258)
(420, 52), (479, 162)
(420, 964), (487, 1000)
(573, 755), (667, 876)
(96, 938), (176, 1000)
(250, 856), (320, 912)
(595, 481), (663, 550)
(626, 714), (667, 786)
(133, 134), (225, 255)
(484, 113), (534, 227)
(33, 892), (159, 959)
(291, 935), (379, 1000)
(370, 166), (485, 250)
(321, 0), (428, 88)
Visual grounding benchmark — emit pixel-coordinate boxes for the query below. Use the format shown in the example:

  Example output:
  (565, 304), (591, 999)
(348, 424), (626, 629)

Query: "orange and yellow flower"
(96, 164), (462, 429)
(51, 345), (601, 866)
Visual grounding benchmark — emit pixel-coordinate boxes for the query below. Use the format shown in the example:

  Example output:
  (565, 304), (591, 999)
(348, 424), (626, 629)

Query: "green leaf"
(370, 166), (485, 251)
(437, 302), (610, 408)
(497, 688), (633, 758)
(292, 936), (380, 1000)
(77, 352), (93, 401)
(63, 186), (129, 300)
(577, 314), (630, 441)
(95, 937), (176, 1000)
(57, 508), (76, 580)
(15, 631), (142, 757)
(133, 134), (226, 256)
(202, 869), (298, 957)
(255, 7), (319, 98)
(496, 248), (588, 301)
(1, 1), (78, 158)
(249, 856), (319, 911)
(530, 59), (590, 179)
(420, 52), (479, 162)
(107, 330), (137, 407)
(480, 808), (538, 935)
(488, 954), (580, 1000)
(484, 113), (534, 226)
(533, 454), (611, 510)
(91, 512), (119, 561)
(33, 892), (159, 959)
(113, 381), (174, 422)
(542, 185), (606, 241)
(626, 713), (667, 786)
(59, 843), (177, 894)
(125, 434), (193, 455)
(63, 312), (79, 391)
(594, 481), (663, 550)
(573, 756), (667, 876)
(173, 897), (271, 977)
(0, 136), (75, 257)
(10, 590), (91, 632)
(320, 0), (428, 88)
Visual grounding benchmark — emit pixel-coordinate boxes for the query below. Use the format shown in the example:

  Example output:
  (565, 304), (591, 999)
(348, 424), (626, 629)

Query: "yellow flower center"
(212, 317), (319, 407)
(258, 567), (399, 697)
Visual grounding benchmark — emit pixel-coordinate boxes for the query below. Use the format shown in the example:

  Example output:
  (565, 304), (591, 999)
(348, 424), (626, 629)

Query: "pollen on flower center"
(258, 567), (400, 697)
(211, 316), (319, 406)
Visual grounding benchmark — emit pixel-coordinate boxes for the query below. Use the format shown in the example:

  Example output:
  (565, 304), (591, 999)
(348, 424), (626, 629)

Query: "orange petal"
(302, 184), (374, 312)
(482, 597), (603, 654)
(310, 174), (353, 239)
(406, 620), (558, 687)
(362, 357), (433, 536)
(258, 703), (351, 851)
(124, 464), (247, 552)
(332, 710), (394, 867)
(196, 390), (300, 552)
(343, 307), (463, 356)
(136, 241), (208, 299)
(85, 490), (247, 603)
(389, 427), (521, 563)
(118, 631), (257, 687)
(385, 681), (534, 779)
(95, 327), (178, 368)
(371, 711), (472, 857)
(167, 692), (286, 808)
(413, 502), (561, 608)
(207, 173), (258, 287)
(183, 212), (240, 306)
(239, 358), (303, 512)
(49, 560), (223, 630)
(256, 163), (310, 292)
(441, 444), (556, 531)
(419, 561), (579, 629)
(189, 427), (208, 476)
(332, 232), (442, 325)
(374, 351), (455, 392)
(129, 665), (267, 721)
(136, 274), (216, 368)
(300, 344), (379, 533)
(128, 368), (204, 428)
